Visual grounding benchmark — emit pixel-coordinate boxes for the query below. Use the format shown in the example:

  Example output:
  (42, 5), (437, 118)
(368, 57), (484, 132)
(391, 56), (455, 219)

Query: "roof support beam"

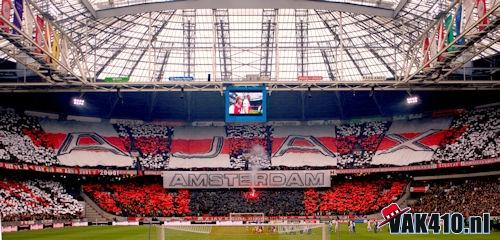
(328, 12), (372, 76)
(80, 0), (97, 18)
(345, 15), (397, 77)
(393, 0), (409, 17)
(183, 10), (196, 77)
(96, 46), (125, 77)
(213, 9), (232, 80)
(352, 16), (398, 49)
(126, 49), (148, 77)
(92, 0), (395, 19)
(79, 17), (136, 44)
(260, 9), (277, 77)
(1, 80), (499, 92)
(295, 9), (309, 76)
(150, 13), (176, 81)
(368, 48), (396, 76)
(156, 44), (172, 81)
(319, 43), (336, 81)
(117, 12), (167, 77)
(316, 10), (369, 77)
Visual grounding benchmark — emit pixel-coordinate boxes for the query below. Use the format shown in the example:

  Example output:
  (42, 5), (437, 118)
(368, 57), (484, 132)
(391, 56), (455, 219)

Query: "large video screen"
(228, 91), (263, 116)
(225, 86), (267, 122)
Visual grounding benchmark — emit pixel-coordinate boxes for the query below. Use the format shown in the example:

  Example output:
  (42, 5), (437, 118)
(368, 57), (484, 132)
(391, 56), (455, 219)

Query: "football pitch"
(3, 224), (499, 240)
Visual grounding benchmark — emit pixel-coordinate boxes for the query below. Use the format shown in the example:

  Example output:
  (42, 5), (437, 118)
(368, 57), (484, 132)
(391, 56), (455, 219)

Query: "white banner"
(38, 119), (134, 167)
(163, 170), (331, 189)
(371, 118), (452, 166)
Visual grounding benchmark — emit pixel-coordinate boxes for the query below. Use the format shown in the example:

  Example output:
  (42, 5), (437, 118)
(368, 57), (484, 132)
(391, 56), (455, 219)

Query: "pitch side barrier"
(0, 158), (498, 177)
(3, 216), (499, 234)
(0, 218), (326, 234)
(0, 219), (89, 233)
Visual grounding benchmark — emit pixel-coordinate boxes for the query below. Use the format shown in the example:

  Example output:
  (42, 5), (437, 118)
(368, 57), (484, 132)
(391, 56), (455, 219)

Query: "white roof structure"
(2, 0), (498, 85)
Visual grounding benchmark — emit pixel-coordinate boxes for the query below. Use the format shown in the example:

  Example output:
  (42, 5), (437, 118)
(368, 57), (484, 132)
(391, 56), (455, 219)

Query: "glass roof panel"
(88, 0), (400, 11)
(0, 0), (492, 82)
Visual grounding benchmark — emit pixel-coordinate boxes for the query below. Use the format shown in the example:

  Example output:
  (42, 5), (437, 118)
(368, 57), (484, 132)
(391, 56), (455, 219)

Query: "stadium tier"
(82, 183), (189, 217)
(82, 178), (405, 217)
(411, 177), (500, 216)
(0, 178), (82, 221)
(0, 106), (498, 171)
(1, 173), (498, 221)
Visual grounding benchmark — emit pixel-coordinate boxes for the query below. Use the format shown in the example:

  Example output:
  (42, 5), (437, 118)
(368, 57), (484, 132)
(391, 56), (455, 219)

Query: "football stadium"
(0, 0), (499, 239)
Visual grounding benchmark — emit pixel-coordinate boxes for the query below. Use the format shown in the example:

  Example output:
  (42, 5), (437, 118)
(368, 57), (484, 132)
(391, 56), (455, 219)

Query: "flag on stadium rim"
(22, 0), (33, 36)
(44, 24), (52, 62)
(169, 126), (231, 168)
(476, 0), (488, 31)
(12, 0), (22, 34)
(45, 23), (51, 50)
(51, 30), (60, 63)
(437, 20), (445, 61)
(455, 3), (464, 45)
(1, 0), (11, 32)
(35, 15), (44, 53)
(422, 34), (430, 68)
(428, 24), (438, 66)
(461, 0), (476, 35)
(60, 35), (68, 66)
(444, 13), (455, 52)
(271, 125), (337, 167)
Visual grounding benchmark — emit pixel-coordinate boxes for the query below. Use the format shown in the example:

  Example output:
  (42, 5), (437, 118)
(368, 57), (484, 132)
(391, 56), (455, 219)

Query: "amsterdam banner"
(162, 170), (331, 189)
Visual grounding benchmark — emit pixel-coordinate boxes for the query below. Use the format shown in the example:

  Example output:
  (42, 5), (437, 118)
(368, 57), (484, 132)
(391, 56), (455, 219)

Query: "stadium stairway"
(80, 192), (126, 223)
(395, 181), (412, 208)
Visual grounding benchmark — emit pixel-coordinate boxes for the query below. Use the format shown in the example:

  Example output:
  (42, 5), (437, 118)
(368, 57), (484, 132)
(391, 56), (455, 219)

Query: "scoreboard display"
(225, 86), (267, 123)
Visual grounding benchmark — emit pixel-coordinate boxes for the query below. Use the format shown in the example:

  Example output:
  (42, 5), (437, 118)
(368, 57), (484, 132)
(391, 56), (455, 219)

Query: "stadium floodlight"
(406, 96), (419, 105)
(72, 98), (85, 106)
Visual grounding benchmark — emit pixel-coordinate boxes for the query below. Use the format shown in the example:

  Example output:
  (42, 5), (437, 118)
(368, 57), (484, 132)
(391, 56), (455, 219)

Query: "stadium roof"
(83, 0), (402, 18)
(0, 0), (497, 93)
(23, 0), (497, 84)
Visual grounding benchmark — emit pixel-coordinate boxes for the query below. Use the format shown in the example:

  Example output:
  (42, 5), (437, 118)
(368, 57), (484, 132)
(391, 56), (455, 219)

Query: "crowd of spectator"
(318, 179), (406, 215)
(0, 178), (82, 221)
(411, 177), (499, 216)
(335, 121), (389, 168)
(303, 188), (319, 216)
(83, 181), (189, 217)
(1, 173), (498, 221)
(82, 177), (407, 217)
(0, 109), (58, 166)
(189, 188), (305, 216)
(0, 106), (499, 170)
(226, 125), (273, 169)
(433, 106), (499, 162)
(113, 122), (172, 169)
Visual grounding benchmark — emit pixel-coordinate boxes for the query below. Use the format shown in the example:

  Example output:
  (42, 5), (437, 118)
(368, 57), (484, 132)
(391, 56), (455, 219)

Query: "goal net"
(229, 212), (265, 222)
(156, 223), (329, 240)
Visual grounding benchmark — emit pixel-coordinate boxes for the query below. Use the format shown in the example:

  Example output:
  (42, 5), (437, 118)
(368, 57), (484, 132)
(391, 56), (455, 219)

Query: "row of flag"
(0, 0), (61, 63)
(422, 0), (490, 67)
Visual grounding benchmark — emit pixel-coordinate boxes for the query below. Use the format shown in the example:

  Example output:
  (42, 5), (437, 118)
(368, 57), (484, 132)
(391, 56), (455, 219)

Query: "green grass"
(3, 224), (499, 240)
(3, 226), (157, 240)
